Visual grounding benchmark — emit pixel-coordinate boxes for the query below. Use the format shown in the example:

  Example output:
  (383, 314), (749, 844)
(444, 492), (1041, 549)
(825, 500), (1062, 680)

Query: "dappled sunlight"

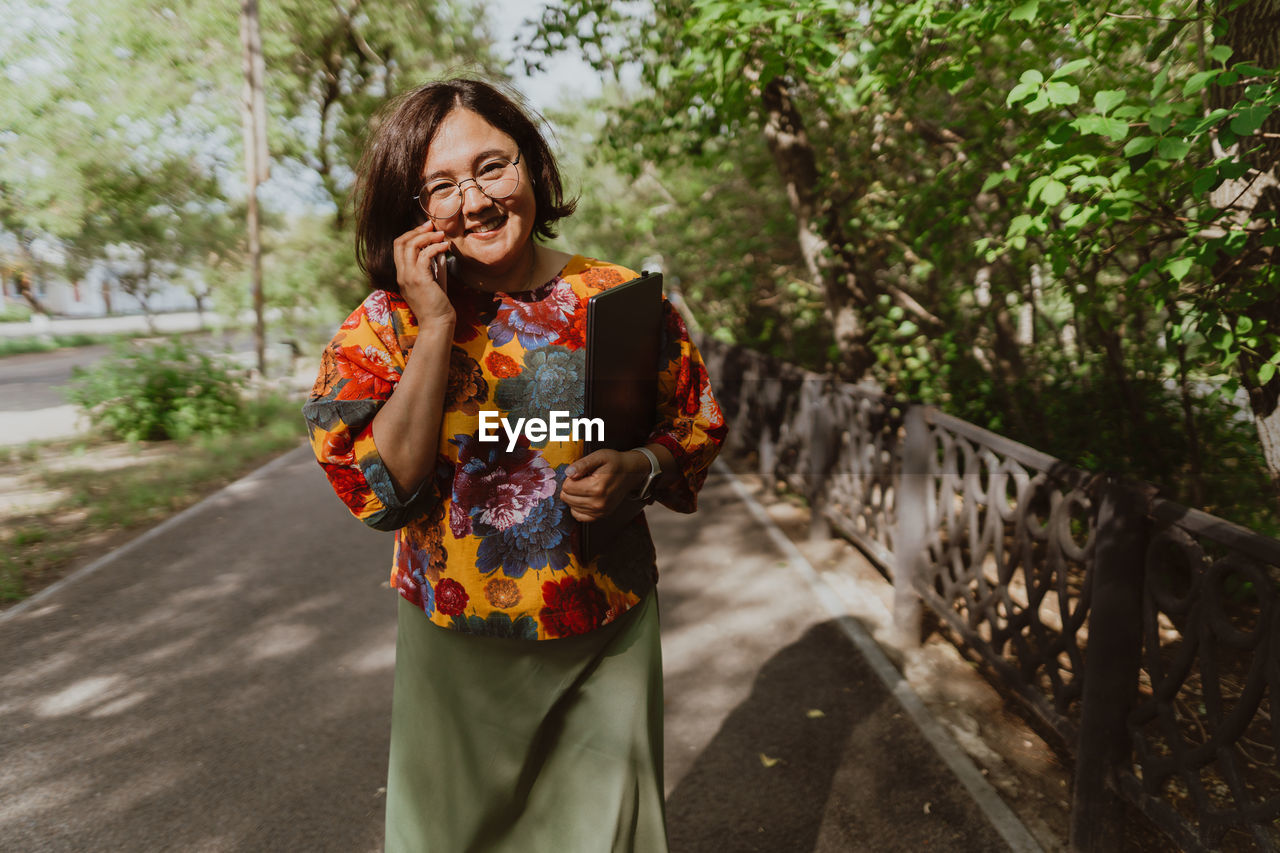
(165, 572), (245, 609)
(242, 622), (320, 661)
(338, 640), (396, 675)
(88, 690), (150, 718)
(0, 772), (93, 826)
(0, 453), (393, 852)
(33, 674), (128, 717)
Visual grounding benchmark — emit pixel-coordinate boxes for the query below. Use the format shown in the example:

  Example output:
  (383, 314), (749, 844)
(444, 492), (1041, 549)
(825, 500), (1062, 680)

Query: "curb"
(1, 445), (310, 623)
(713, 459), (1045, 853)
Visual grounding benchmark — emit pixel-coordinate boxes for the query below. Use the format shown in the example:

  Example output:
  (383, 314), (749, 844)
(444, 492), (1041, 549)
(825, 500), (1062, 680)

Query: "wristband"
(631, 446), (662, 504)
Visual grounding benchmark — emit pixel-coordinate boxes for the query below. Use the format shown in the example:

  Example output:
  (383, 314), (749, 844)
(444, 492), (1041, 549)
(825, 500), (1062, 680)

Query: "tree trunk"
(241, 0), (269, 376)
(1211, 0), (1280, 491)
(16, 272), (46, 315)
(140, 260), (157, 334)
(760, 76), (876, 381)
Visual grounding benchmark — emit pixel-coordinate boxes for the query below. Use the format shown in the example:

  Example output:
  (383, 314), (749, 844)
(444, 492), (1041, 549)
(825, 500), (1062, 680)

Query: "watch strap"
(632, 446), (662, 503)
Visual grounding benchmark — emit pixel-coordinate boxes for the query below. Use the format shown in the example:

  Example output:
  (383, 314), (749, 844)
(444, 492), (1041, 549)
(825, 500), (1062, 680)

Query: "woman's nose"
(459, 183), (495, 216)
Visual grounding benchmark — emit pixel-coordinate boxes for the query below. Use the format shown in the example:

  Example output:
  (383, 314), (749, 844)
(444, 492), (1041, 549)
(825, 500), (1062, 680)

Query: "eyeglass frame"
(413, 151), (523, 221)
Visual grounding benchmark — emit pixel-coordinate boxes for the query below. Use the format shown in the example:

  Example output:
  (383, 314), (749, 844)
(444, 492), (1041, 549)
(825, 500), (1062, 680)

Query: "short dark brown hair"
(352, 78), (577, 293)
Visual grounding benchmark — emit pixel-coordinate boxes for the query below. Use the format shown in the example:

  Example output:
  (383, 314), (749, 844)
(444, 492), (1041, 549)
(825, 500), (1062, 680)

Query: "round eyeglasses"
(414, 152), (522, 220)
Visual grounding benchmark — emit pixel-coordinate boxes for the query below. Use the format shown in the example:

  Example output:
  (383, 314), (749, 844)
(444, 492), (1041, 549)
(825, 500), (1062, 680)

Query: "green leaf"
(1151, 67), (1170, 98)
(1166, 257), (1193, 281)
(1041, 179), (1067, 206)
(1073, 115), (1128, 140)
(1209, 44), (1233, 63)
(1158, 137), (1191, 160)
(1221, 159), (1250, 180)
(1052, 58), (1091, 80)
(1097, 117), (1128, 140)
(1028, 175), (1051, 205)
(1192, 167), (1222, 195)
(1230, 105), (1271, 136)
(1094, 89), (1125, 116)
(1193, 108), (1233, 133)
(1259, 362), (1276, 384)
(1025, 92), (1051, 113)
(1063, 204), (1096, 229)
(980, 172), (1004, 192)
(1123, 136), (1158, 157)
(1183, 69), (1218, 96)
(1234, 62), (1269, 76)
(1009, 213), (1033, 233)
(1007, 81), (1039, 105)
(1046, 82), (1080, 105)
(1145, 20), (1188, 63)
(1019, 69), (1044, 85)
(1238, 316), (1254, 335)
(1010, 1), (1039, 22)
(1047, 121), (1076, 144)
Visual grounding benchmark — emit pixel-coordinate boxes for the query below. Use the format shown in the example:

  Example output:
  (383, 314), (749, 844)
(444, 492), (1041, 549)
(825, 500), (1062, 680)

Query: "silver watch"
(632, 446), (662, 503)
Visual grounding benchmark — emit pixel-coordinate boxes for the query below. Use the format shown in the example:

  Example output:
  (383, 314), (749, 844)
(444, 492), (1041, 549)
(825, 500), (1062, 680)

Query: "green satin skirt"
(385, 589), (668, 853)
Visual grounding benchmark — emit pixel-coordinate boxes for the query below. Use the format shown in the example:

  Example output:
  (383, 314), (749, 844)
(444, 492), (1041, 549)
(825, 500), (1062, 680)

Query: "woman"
(303, 78), (726, 852)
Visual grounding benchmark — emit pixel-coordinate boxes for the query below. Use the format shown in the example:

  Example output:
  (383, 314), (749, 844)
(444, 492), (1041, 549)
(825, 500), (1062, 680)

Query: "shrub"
(68, 341), (244, 441)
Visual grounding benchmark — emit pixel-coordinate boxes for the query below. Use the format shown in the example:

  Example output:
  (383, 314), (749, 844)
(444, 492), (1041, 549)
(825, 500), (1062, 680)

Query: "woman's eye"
(479, 161), (504, 174)
(428, 183), (455, 197)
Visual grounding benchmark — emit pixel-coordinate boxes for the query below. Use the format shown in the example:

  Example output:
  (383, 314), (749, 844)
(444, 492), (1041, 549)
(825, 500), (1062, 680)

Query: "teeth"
(472, 216), (505, 234)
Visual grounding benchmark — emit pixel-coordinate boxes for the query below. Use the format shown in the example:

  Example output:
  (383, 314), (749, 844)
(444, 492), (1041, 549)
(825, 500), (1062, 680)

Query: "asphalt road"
(0, 345), (114, 411)
(0, 449), (1025, 852)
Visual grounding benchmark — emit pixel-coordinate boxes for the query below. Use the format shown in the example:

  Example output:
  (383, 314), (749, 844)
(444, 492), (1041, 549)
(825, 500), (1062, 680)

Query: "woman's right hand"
(393, 221), (455, 327)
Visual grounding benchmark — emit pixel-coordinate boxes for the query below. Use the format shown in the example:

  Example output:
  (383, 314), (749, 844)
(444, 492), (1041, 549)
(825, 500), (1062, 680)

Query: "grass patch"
(0, 328), (211, 358)
(0, 304), (33, 323)
(0, 332), (125, 357)
(0, 393), (305, 604)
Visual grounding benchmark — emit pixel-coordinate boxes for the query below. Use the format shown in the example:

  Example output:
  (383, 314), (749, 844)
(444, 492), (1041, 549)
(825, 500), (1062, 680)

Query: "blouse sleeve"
(646, 299), (729, 513)
(301, 299), (442, 532)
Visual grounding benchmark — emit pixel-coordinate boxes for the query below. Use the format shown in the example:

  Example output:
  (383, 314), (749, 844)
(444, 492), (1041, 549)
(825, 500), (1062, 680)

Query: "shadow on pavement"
(666, 619), (1008, 853)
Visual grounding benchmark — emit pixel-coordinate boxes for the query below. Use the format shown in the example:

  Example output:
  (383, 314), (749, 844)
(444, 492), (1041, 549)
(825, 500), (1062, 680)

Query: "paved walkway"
(0, 448), (1036, 852)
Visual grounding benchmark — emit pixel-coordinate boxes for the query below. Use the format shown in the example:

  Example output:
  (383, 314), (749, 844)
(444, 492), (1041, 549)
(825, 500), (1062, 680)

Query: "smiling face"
(422, 107), (537, 277)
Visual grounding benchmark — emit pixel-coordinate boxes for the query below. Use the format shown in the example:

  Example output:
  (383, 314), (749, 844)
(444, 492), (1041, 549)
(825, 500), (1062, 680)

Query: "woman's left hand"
(559, 450), (647, 522)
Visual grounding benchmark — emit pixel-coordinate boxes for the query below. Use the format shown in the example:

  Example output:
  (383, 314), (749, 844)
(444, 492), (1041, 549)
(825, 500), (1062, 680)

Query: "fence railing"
(699, 338), (1280, 852)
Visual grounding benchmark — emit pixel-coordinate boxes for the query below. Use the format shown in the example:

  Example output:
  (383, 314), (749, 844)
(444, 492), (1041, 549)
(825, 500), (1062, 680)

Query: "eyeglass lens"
(420, 158), (519, 219)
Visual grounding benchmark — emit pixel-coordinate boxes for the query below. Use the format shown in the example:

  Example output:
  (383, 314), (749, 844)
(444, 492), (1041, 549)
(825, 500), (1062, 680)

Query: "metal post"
(807, 381), (834, 543)
(1069, 478), (1148, 852)
(892, 404), (928, 648)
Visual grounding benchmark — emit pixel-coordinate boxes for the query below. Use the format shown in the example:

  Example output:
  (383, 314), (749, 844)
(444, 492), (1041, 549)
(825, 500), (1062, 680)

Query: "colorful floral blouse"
(304, 255), (727, 641)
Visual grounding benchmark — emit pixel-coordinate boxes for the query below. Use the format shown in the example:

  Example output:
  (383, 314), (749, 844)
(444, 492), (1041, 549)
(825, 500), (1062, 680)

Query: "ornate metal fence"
(699, 338), (1280, 852)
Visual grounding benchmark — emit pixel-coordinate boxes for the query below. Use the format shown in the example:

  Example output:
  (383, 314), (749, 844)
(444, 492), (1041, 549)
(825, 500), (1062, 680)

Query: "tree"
(531, 0), (1280, 520)
(262, 0), (505, 226)
(1, 0), (506, 335)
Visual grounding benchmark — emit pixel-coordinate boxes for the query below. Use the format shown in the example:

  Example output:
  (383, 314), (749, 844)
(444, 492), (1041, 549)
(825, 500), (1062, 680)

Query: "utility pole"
(240, 0), (268, 376)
